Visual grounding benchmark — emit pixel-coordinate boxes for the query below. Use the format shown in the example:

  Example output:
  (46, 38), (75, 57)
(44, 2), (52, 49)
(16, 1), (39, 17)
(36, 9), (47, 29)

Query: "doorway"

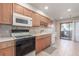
(60, 23), (73, 40)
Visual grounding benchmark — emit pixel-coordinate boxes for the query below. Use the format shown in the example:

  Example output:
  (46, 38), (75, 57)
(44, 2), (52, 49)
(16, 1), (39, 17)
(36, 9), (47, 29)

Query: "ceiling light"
(44, 6), (48, 10)
(67, 9), (71, 12)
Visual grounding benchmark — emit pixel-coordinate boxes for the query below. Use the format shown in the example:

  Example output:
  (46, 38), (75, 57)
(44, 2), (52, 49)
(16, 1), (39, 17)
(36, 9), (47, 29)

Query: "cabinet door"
(2, 3), (13, 24)
(23, 8), (32, 17)
(2, 46), (15, 56)
(41, 36), (51, 50)
(36, 39), (43, 53)
(13, 4), (24, 15)
(40, 16), (48, 27)
(0, 50), (4, 56)
(41, 38), (46, 49)
(32, 13), (40, 27)
(41, 16), (45, 22)
(0, 4), (3, 24)
(46, 36), (51, 47)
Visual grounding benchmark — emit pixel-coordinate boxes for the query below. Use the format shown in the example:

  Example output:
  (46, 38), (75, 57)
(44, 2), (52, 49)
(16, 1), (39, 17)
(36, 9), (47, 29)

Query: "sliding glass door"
(60, 23), (73, 40)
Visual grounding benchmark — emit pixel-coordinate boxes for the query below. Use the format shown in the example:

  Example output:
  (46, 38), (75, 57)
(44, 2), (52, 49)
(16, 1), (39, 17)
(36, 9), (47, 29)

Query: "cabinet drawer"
(0, 40), (15, 49)
(36, 34), (51, 39)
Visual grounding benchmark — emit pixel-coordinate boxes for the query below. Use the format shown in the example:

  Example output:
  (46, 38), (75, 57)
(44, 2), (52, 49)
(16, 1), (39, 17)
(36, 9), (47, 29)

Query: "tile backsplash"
(0, 25), (54, 37)
(29, 27), (53, 35)
(0, 25), (12, 37)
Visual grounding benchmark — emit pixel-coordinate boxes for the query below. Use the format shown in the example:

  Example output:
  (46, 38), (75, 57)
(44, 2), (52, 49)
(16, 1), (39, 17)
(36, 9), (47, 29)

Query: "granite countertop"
(0, 37), (15, 42)
(34, 32), (52, 37)
(0, 33), (52, 42)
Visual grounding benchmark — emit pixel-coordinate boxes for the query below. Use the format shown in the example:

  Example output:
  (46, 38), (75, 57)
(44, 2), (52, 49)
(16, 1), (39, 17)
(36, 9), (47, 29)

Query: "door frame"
(74, 20), (79, 42)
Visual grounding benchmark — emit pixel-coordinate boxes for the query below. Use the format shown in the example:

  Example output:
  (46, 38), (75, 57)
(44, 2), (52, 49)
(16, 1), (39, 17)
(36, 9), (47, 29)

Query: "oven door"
(16, 37), (35, 56)
(13, 13), (32, 27)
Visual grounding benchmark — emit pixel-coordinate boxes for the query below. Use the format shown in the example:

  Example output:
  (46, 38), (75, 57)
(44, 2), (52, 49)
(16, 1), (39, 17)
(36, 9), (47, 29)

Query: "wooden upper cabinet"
(13, 4), (32, 17)
(32, 12), (51, 27)
(0, 3), (12, 24)
(40, 16), (48, 27)
(32, 12), (41, 27)
(48, 19), (52, 25)
(13, 4), (24, 15)
(23, 8), (32, 17)
(2, 3), (13, 24)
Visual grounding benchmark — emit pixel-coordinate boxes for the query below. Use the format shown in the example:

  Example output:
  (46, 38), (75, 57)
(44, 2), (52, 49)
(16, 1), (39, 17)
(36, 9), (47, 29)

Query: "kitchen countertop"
(34, 32), (52, 37)
(0, 33), (52, 42)
(0, 37), (15, 42)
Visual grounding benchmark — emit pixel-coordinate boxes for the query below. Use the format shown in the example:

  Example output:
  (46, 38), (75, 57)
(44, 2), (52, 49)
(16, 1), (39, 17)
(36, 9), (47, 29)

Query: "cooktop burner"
(15, 35), (34, 39)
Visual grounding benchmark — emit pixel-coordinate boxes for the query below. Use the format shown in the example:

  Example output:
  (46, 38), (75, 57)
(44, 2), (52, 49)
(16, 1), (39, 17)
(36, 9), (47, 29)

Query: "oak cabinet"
(13, 3), (32, 17)
(23, 7), (32, 17)
(45, 36), (51, 47)
(0, 50), (4, 56)
(32, 12), (50, 27)
(0, 46), (15, 56)
(0, 40), (15, 56)
(36, 34), (51, 53)
(13, 4), (24, 15)
(36, 39), (43, 53)
(41, 17), (51, 26)
(32, 12), (41, 27)
(0, 3), (13, 24)
(0, 3), (52, 26)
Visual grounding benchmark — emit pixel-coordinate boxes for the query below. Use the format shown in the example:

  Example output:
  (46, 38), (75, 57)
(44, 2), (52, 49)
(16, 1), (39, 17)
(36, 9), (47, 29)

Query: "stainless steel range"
(11, 29), (35, 56)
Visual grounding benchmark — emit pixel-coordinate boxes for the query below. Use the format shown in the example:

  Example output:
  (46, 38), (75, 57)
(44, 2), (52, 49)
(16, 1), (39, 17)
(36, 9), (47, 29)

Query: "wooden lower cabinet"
(46, 36), (51, 47)
(0, 50), (4, 56)
(0, 46), (15, 56)
(36, 39), (43, 53)
(36, 34), (51, 53)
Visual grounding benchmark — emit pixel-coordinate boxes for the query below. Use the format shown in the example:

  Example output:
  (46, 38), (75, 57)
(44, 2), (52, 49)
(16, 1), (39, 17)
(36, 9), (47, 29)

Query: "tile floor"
(25, 50), (35, 56)
(37, 39), (79, 56)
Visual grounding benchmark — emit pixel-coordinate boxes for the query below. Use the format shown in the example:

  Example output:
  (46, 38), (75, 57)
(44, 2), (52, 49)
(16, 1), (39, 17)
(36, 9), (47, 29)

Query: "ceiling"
(29, 3), (79, 20)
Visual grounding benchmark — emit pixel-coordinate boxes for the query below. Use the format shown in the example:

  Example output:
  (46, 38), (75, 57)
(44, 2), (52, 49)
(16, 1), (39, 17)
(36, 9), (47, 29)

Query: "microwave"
(13, 13), (32, 27)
